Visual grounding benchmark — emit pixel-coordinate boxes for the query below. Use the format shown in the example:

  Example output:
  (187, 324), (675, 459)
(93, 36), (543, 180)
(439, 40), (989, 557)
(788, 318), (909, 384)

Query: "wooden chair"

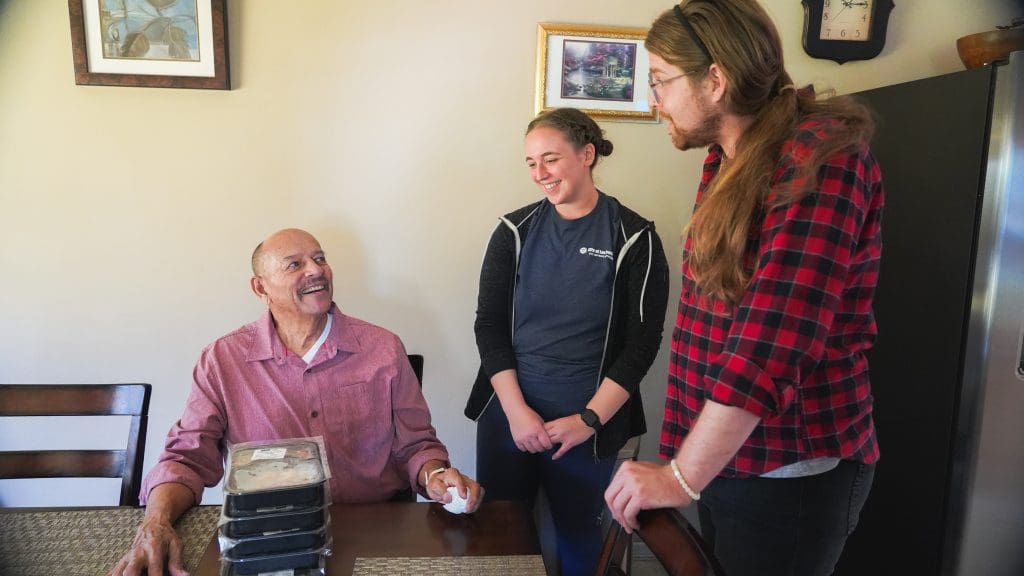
(407, 354), (424, 386)
(608, 436), (641, 572)
(596, 507), (725, 576)
(389, 354), (424, 503)
(0, 383), (151, 507)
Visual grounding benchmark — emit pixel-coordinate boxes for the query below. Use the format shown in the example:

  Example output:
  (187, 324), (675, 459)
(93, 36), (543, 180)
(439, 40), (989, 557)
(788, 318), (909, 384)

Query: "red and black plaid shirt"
(660, 119), (884, 477)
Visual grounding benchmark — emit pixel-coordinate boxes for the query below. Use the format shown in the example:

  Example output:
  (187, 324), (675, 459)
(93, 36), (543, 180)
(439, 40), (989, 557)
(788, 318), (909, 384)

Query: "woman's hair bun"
(527, 107), (614, 168)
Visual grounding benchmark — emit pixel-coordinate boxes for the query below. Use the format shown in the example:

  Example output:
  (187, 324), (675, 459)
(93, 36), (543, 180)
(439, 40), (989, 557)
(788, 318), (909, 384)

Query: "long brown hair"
(647, 0), (875, 305)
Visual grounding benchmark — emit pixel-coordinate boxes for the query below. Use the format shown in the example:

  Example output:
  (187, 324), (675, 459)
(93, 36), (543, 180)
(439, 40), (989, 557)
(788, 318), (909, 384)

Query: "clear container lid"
(225, 439), (326, 494)
(220, 504), (330, 539)
(219, 522), (332, 559)
(219, 545), (329, 576)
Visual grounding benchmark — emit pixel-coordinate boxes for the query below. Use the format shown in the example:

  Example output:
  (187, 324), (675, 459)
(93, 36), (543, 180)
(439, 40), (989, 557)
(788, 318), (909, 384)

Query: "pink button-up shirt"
(140, 305), (448, 505)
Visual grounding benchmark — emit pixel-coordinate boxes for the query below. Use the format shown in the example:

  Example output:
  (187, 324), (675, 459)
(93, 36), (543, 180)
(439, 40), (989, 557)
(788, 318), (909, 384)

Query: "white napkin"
(443, 486), (469, 514)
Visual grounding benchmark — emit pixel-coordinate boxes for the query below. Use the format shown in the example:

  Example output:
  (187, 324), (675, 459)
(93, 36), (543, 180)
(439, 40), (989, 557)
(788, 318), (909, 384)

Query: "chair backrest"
(0, 383), (152, 507)
(388, 354), (425, 503)
(591, 437), (643, 574)
(596, 507), (725, 576)
(596, 512), (633, 576)
(617, 436), (640, 463)
(407, 354), (424, 387)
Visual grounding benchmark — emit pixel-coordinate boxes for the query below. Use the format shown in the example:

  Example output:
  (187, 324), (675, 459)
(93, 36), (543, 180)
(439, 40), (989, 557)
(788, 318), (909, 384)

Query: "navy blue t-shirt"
(514, 193), (618, 400)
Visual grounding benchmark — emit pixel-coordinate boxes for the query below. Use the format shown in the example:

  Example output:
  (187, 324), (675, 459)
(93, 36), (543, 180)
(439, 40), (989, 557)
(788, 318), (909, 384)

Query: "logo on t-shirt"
(578, 246), (614, 260)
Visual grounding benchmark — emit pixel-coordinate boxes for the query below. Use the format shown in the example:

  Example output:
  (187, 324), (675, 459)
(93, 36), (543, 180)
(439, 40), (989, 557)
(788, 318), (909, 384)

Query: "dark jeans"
(476, 396), (616, 576)
(698, 459), (875, 576)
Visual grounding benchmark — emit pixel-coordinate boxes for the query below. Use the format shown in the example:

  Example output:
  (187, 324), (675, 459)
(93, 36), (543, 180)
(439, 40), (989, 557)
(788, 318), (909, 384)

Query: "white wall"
(0, 0), (1018, 506)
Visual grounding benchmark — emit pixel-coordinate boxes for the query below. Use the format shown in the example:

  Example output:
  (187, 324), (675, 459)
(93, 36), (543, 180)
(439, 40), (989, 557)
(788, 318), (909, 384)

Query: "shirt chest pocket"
(322, 380), (394, 458)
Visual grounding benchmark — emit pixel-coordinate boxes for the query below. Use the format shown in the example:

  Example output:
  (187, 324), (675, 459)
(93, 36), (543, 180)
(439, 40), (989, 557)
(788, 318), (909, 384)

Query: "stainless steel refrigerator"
(835, 52), (1024, 575)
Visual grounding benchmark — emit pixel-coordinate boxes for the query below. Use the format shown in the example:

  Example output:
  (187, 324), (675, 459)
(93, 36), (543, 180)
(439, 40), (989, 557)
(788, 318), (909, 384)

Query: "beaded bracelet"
(669, 459), (701, 501)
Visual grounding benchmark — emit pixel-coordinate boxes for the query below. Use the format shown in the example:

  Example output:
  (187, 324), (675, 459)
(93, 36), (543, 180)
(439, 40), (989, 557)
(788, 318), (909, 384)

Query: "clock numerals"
(821, 29), (870, 40)
(819, 0), (874, 42)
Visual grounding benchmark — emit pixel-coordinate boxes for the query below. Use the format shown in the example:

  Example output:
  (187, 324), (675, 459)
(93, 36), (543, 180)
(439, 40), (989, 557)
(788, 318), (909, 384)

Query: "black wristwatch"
(579, 408), (603, 432)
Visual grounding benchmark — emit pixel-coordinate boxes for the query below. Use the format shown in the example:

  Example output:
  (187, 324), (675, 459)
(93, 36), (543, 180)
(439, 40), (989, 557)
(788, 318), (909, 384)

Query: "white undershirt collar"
(301, 313), (333, 364)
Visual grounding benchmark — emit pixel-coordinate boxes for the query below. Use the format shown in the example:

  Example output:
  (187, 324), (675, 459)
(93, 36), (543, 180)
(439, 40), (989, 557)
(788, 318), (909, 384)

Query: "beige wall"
(0, 0), (1018, 505)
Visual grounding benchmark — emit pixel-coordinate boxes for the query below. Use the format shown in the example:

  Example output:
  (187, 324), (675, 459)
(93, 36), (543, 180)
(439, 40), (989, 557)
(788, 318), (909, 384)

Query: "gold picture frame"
(535, 23), (657, 122)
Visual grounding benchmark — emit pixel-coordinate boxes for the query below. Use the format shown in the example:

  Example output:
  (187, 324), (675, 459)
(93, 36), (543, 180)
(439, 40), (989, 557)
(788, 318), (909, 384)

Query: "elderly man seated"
(110, 228), (482, 576)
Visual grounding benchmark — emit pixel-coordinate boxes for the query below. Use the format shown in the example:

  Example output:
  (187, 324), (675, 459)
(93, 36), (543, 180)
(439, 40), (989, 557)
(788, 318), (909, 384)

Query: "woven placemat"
(0, 505), (220, 575)
(352, 555), (547, 575)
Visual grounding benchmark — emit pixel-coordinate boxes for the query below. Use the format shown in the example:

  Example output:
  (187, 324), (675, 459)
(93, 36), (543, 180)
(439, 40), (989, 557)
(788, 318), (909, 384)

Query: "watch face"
(820, 0), (874, 41)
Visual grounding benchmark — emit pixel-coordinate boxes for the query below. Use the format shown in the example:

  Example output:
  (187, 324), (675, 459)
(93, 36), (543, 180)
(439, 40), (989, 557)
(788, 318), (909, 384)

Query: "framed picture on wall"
(68, 0), (230, 89)
(535, 23), (656, 122)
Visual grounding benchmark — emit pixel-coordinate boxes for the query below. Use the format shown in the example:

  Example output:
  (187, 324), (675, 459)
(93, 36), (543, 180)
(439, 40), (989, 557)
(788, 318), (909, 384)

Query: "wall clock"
(801, 0), (895, 64)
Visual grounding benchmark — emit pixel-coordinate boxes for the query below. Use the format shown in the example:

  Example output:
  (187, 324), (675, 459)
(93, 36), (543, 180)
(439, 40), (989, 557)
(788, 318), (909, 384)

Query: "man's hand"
(604, 460), (691, 534)
(108, 517), (187, 576)
(544, 414), (595, 460)
(424, 466), (485, 513)
(505, 403), (553, 453)
(109, 483), (195, 576)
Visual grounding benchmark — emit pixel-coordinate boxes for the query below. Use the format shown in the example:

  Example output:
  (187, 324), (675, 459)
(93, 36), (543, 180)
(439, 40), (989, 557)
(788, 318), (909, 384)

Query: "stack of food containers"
(218, 439), (332, 575)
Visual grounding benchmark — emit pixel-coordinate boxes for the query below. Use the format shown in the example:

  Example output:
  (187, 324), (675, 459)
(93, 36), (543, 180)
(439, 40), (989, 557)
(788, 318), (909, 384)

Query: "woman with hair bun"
(464, 107), (669, 576)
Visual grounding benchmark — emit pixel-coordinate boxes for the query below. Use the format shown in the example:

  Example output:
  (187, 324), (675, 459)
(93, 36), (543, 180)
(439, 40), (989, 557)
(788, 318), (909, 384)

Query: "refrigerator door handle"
(1017, 320), (1024, 379)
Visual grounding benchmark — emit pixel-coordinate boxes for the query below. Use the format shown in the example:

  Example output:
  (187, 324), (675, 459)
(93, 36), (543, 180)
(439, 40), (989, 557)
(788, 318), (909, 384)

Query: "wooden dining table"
(0, 500), (546, 575)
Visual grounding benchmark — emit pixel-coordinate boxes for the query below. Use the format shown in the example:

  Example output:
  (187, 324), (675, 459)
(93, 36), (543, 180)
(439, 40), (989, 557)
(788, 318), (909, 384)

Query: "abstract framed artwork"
(535, 23), (656, 122)
(68, 0), (230, 89)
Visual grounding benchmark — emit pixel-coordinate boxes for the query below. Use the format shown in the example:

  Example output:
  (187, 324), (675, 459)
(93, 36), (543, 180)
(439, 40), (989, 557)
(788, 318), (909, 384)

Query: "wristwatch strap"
(579, 408), (603, 432)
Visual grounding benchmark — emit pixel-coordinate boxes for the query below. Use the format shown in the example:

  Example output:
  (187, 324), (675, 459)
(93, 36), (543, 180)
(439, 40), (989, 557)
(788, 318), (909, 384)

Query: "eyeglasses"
(648, 72), (688, 104)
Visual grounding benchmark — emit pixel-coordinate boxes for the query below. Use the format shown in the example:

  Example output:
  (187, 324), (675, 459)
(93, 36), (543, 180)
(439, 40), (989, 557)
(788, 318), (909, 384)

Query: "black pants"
(476, 397), (615, 576)
(698, 460), (875, 576)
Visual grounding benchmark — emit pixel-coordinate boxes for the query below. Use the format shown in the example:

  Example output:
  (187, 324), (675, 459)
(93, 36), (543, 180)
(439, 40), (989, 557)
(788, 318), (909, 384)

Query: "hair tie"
(779, 84), (796, 93)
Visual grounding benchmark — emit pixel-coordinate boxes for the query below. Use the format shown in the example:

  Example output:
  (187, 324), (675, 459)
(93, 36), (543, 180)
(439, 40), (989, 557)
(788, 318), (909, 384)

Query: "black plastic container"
(224, 481), (326, 517)
(219, 550), (325, 576)
(221, 505), (329, 539)
(224, 440), (328, 517)
(221, 525), (330, 559)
